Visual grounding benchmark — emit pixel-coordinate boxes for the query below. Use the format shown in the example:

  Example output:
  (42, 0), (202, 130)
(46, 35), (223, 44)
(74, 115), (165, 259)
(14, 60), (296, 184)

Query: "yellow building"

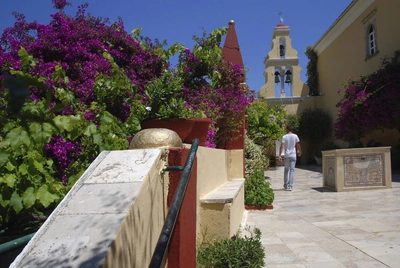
(313, 0), (400, 147)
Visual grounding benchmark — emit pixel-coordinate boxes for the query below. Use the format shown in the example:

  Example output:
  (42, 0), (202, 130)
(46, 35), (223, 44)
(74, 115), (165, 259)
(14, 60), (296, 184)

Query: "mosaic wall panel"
(323, 156), (336, 188)
(343, 154), (384, 187)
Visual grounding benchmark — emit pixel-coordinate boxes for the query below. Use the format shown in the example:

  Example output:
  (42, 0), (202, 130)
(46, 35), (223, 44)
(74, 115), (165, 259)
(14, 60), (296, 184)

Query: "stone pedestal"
(322, 147), (392, 192)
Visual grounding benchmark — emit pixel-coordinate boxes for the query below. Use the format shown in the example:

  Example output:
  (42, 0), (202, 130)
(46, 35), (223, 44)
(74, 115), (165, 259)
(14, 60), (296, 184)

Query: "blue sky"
(1, 0), (352, 94)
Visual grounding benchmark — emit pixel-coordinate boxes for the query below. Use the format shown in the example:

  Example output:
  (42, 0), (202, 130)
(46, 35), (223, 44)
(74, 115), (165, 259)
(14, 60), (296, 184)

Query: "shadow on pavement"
(296, 165), (322, 173)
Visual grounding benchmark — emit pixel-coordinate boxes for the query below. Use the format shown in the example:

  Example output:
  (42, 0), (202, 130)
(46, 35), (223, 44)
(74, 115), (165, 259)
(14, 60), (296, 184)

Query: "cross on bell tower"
(278, 10), (284, 24)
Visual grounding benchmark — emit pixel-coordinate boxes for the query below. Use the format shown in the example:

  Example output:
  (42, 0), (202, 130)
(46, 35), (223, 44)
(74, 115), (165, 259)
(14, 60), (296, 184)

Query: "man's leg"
(283, 157), (289, 189)
(288, 157), (296, 189)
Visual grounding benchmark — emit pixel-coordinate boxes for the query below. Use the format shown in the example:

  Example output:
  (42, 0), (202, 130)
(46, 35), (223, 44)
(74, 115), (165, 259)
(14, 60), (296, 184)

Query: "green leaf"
(33, 160), (44, 173)
(93, 133), (102, 145)
(0, 151), (10, 167)
(3, 174), (16, 188)
(5, 161), (15, 172)
(53, 65), (66, 83)
(22, 187), (36, 209)
(11, 70), (46, 89)
(54, 87), (74, 104)
(84, 123), (98, 136)
(37, 185), (59, 207)
(0, 194), (9, 207)
(10, 192), (23, 214)
(5, 127), (31, 148)
(19, 163), (28, 175)
(0, 141), (10, 148)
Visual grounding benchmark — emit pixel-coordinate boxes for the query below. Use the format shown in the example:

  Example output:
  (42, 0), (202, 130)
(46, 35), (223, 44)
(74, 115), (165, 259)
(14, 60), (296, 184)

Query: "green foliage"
(305, 46), (319, 96)
(298, 108), (332, 156)
(0, 118), (66, 224)
(285, 113), (300, 133)
(0, 53), (138, 227)
(247, 101), (285, 157)
(247, 101), (286, 141)
(131, 27), (185, 61)
(141, 70), (205, 120)
(197, 227), (265, 268)
(244, 135), (268, 176)
(190, 27), (228, 79)
(245, 169), (274, 208)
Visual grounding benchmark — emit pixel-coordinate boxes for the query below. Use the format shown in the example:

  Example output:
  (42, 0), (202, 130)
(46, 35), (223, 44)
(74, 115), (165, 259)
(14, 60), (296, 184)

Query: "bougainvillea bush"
(0, 0), (164, 228)
(335, 51), (400, 144)
(177, 30), (254, 148)
(0, 0), (251, 228)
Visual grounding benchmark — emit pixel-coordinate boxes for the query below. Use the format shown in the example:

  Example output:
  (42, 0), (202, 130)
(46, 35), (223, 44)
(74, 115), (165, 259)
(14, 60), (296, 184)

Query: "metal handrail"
(149, 138), (199, 268)
(0, 232), (35, 255)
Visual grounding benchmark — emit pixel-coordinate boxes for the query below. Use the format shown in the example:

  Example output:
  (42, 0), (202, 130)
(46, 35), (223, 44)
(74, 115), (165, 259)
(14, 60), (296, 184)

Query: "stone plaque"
(343, 154), (384, 187)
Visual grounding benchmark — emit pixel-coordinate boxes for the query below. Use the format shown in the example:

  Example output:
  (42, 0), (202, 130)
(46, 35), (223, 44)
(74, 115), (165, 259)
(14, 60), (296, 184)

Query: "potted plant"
(244, 169), (274, 210)
(136, 70), (209, 141)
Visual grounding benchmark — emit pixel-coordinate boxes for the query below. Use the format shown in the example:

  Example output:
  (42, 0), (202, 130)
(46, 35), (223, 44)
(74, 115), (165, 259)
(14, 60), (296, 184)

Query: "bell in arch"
(285, 70), (292, 84)
(279, 45), (285, 57)
(274, 71), (280, 83)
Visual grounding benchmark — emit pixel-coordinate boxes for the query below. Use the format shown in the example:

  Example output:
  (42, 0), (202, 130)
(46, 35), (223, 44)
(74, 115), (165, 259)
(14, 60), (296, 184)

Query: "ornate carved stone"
(129, 128), (183, 149)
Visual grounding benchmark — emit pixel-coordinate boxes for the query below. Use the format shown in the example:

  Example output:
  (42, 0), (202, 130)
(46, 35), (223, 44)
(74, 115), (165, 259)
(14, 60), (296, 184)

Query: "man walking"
(278, 124), (301, 191)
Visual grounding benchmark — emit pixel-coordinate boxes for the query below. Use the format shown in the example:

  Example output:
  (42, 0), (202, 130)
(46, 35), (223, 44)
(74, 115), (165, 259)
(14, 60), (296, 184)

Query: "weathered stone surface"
(129, 128), (183, 149)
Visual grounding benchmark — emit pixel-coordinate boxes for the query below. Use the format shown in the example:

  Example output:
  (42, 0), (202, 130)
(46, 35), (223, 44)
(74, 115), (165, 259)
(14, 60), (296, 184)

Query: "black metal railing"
(149, 138), (199, 268)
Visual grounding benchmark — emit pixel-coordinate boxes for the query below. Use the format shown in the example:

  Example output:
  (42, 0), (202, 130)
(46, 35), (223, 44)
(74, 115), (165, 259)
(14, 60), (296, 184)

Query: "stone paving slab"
(244, 165), (400, 268)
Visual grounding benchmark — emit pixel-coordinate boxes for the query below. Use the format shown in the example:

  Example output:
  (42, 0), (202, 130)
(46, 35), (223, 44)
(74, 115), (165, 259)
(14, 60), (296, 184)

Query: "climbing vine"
(305, 46), (319, 96)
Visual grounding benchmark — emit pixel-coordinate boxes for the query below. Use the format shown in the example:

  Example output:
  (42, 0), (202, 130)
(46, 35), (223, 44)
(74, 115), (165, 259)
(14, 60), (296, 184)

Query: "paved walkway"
(244, 165), (400, 268)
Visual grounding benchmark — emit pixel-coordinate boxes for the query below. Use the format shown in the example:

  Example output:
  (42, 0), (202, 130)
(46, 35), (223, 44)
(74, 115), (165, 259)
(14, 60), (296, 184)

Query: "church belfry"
(258, 16), (308, 101)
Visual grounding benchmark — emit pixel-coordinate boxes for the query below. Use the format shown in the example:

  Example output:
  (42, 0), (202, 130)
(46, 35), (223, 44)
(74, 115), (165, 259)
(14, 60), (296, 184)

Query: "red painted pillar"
(221, 20), (247, 176)
(167, 148), (197, 268)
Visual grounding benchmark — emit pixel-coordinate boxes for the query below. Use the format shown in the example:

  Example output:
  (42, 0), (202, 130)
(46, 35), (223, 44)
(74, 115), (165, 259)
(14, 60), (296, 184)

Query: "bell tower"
(258, 16), (308, 101)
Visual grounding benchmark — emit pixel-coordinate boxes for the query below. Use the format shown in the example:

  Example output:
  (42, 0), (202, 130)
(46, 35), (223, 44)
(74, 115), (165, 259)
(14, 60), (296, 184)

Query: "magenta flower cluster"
(179, 48), (253, 146)
(335, 51), (400, 142)
(44, 136), (82, 186)
(0, 1), (165, 184)
(0, 2), (164, 121)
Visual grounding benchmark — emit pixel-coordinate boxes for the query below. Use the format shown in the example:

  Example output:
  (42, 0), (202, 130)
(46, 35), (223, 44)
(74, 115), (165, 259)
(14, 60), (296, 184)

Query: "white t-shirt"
(282, 133), (300, 158)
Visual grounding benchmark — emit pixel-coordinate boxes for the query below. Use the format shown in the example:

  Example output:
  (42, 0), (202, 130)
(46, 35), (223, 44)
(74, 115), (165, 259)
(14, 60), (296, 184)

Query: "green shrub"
(245, 169), (274, 208)
(298, 108), (332, 159)
(285, 113), (300, 133)
(197, 227), (265, 268)
(244, 135), (268, 176)
(247, 101), (286, 145)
